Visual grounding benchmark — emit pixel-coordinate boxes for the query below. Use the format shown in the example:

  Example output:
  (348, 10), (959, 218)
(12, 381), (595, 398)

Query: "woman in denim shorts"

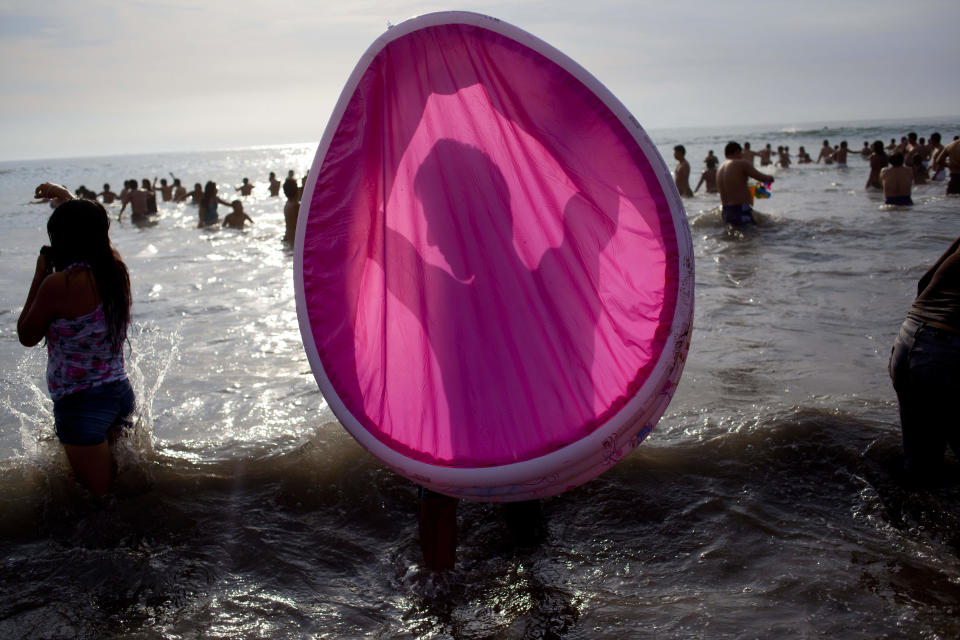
(18, 185), (135, 496)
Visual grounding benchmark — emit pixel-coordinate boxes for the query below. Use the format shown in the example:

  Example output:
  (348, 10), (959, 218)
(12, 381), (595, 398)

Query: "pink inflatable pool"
(295, 12), (693, 500)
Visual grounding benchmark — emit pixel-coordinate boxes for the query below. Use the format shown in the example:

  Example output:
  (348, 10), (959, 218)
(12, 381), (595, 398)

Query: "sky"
(1, 0), (958, 161)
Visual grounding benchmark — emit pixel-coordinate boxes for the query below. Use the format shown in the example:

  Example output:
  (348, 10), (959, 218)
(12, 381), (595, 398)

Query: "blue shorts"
(53, 378), (136, 446)
(885, 195), (914, 206)
(721, 204), (756, 226)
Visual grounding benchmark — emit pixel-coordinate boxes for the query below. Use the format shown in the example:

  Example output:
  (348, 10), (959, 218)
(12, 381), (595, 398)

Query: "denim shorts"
(53, 378), (136, 446)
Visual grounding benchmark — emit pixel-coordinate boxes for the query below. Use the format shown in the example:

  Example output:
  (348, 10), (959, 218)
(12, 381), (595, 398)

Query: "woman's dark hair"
(872, 140), (886, 156)
(201, 181), (217, 210)
(47, 199), (131, 351)
(282, 178), (298, 199)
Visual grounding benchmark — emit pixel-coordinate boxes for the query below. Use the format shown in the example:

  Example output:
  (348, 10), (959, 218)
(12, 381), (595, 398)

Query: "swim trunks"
(721, 203), (756, 226)
(948, 174), (960, 195)
(885, 195), (914, 206)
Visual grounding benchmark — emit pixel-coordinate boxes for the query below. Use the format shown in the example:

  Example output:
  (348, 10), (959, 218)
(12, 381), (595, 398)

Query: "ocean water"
(1, 118), (959, 639)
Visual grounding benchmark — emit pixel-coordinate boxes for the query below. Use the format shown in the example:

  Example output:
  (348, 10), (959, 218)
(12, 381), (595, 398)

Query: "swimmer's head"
(724, 141), (741, 158)
(889, 153), (905, 167)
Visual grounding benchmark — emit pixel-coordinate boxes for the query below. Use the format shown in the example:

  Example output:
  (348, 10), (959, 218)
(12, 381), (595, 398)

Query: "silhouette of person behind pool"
(373, 138), (617, 467)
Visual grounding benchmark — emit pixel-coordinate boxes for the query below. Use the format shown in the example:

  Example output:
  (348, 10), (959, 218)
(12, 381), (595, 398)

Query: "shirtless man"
(154, 177), (175, 202)
(119, 180), (151, 223)
(866, 141), (888, 190)
(98, 183), (120, 204)
(860, 142), (871, 158)
(833, 141), (850, 168)
(187, 183), (204, 204)
(236, 177), (254, 196)
(717, 141), (775, 226)
(172, 178), (188, 202)
(223, 200), (254, 229)
(673, 145), (693, 197)
(904, 132), (922, 168)
(741, 142), (759, 166)
(928, 133), (946, 181)
(268, 171), (281, 197)
(931, 138), (960, 195)
(816, 140), (833, 164)
(881, 153), (913, 206)
(777, 146), (791, 168)
(758, 144), (773, 166)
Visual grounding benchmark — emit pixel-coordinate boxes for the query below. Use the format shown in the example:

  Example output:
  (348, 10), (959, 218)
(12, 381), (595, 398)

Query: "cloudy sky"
(1, 0), (957, 161)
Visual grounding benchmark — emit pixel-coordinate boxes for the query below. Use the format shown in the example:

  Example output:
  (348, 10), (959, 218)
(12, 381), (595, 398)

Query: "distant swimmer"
(187, 183), (203, 204)
(223, 200), (254, 229)
(198, 181), (233, 227)
(741, 142), (759, 166)
(881, 153), (913, 206)
(119, 179), (151, 224)
(673, 145), (693, 197)
(834, 141), (850, 168)
(860, 141), (871, 158)
(777, 145), (791, 168)
(236, 177), (254, 196)
(141, 178), (158, 215)
(695, 152), (719, 194)
(759, 144), (773, 166)
(717, 141), (775, 226)
(816, 140), (833, 165)
(931, 138), (960, 195)
(154, 177), (174, 202)
(912, 153), (929, 185)
(268, 171), (281, 197)
(98, 183), (120, 204)
(797, 146), (812, 164)
(928, 133), (945, 181)
(866, 141), (888, 190)
(886, 139), (896, 152)
(283, 178), (300, 244)
(171, 178), (188, 202)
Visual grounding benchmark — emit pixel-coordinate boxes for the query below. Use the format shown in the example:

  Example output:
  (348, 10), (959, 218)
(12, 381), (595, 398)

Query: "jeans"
(889, 316), (960, 476)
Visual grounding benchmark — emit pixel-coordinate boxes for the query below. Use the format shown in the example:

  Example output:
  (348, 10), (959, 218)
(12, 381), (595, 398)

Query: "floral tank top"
(46, 304), (127, 401)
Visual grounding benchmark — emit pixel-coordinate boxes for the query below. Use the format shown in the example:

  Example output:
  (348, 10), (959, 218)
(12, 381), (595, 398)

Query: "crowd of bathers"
(39, 170), (308, 242)
(677, 130), (959, 211)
